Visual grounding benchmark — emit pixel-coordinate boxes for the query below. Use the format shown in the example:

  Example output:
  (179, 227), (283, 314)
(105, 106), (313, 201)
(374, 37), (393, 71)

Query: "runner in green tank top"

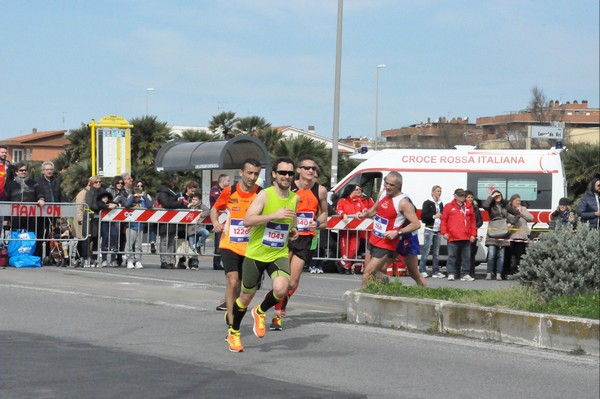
(226, 156), (299, 352)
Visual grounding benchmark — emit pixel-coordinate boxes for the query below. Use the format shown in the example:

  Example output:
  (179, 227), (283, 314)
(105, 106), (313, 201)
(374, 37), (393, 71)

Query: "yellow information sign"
(89, 115), (133, 177)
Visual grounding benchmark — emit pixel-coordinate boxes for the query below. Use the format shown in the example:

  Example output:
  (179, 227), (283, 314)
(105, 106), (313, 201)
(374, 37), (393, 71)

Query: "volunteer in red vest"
(210, 159), (262, 327)
(272, 155), (328, 331)
(356, 171), (427, 288)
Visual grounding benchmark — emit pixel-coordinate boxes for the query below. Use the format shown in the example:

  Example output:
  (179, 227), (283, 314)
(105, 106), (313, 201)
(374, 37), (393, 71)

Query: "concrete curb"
(344, 290), (600, 356)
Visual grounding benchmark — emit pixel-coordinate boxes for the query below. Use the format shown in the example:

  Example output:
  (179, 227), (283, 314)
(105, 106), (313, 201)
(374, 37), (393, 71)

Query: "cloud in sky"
(0, 0), (597, 139)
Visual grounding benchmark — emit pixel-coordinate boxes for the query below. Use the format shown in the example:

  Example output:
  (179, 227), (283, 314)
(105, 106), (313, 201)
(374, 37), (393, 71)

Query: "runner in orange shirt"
(210, 159), (262, 326)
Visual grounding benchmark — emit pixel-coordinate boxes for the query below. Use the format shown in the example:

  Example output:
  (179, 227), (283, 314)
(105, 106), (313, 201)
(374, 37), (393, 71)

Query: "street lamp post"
(374, 64), (386, 151)
(146, 88), (155, 115)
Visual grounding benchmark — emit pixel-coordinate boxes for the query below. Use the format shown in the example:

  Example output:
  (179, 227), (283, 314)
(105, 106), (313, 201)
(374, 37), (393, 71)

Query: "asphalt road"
(1, 258), (598, 399)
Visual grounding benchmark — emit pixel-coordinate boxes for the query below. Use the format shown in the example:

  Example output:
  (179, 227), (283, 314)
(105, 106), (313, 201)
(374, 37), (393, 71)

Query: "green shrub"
(516, 221), (600, 300)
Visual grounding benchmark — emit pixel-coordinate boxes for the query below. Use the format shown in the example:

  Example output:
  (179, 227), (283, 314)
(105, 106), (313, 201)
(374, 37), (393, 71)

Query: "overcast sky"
(1, 0), (598, 141)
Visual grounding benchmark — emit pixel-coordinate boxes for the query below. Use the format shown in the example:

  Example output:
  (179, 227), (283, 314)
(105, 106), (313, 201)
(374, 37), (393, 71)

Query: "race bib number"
(373, 215), (388, 238)
(262, 221), (290, 248)
(228, 218), (250, 243)
(296, 211), (315, 232)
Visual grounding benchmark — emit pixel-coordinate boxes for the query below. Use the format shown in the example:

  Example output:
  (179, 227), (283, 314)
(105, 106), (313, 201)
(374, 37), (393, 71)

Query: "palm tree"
(274, 136), (331, 184)
(128, 115), (173, 194)
(179, 129), (220, 143)
(237, 116), (271, 136)
(209, 111), (239, 139)
(256, 128), (284, 154)
(563, 142), (600, 199)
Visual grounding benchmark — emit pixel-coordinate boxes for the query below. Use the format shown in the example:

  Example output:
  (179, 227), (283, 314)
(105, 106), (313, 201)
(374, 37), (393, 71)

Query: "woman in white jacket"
(506, 194), (533, 277)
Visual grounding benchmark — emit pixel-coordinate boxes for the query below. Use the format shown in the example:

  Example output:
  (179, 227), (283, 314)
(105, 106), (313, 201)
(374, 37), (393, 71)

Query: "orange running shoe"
(227, 329), (244, 352)
(251, 305), (266, 338)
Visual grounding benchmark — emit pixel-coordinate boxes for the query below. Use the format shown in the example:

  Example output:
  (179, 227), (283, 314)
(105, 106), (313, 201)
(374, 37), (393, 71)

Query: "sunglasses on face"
(299, 165), (317, 171)
(18, 169), (27, 172)
(276, 170), (295, 177)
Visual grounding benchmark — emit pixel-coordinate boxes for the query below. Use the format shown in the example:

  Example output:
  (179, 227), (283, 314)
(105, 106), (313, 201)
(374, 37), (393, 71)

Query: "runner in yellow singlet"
(226, 156), (299, 352)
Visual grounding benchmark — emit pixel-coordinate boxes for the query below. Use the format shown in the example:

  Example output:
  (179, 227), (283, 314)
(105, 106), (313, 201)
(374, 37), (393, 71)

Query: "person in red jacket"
(440, 188), (477, 281)
(336, 184), (374, 274)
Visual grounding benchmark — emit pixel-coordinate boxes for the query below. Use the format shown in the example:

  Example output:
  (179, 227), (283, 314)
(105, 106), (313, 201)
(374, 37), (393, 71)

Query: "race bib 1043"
(262, 221), (290, 248)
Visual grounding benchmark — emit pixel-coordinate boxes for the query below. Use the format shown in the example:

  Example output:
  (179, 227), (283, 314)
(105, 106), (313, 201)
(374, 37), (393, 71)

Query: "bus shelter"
(154, 135), (271, 201)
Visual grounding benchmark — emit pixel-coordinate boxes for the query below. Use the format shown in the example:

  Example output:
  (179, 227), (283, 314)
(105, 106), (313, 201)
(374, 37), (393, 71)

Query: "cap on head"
(454, 188), (466, 196)
(558, 197), (570, 206)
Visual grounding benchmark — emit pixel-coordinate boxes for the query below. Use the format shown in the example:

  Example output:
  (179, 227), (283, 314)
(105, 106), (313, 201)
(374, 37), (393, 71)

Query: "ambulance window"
(467, 173), (552, 209)
(476, 178), (506, 199)
(507, 180), (538, 201)
(359, 172), (382, 202)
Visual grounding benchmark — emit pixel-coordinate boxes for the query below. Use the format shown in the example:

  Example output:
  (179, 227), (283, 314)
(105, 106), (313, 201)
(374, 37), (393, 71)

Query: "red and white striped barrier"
(100, 209), (209, 224)
(326, 216), (373, 230)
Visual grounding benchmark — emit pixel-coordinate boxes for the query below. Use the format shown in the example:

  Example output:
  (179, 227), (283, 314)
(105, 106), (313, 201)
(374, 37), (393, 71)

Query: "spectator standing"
(356, 172), (426, 287)
(418, 185), (444, 278)
(577, 177), (600, 229)
(175, 180), (201, 269)
(440, 188), (477, 281)
(210, 174), (231, 270)
(549, 197), (576, 230)
(335, 184), (374, 274)
(35, 161), (65, 244)
(35, 162), (65, 203)
(121, 172), (133, 195)
(95, 189), (118, 267)
(106, 176), (127, 266)
(506, 194), (533, 276)
(134, 180), (158, 253)
(123, 186), (153, 269)
(482, 190), (516, 280)
(0, 145), (14, 201)
(465, 190), (483, 278)
(186, 193), (209, 264)
(74, 177), (94, 267)
(4, 162), (45, 258)
(156, 175), (182, 269)
(84, 177), (103, 266)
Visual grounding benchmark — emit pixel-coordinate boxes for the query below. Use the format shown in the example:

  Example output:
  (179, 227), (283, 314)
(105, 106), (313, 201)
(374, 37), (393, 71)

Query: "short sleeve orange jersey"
(291, 181), (321, 237)
(214, 183), (261, 256)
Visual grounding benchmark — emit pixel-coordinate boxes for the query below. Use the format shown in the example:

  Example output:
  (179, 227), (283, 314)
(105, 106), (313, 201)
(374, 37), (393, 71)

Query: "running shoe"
(316, 266), (324, 274)
(216, 300), (227, 311)
(432, 272), (446, 279)
(251, 305), (266, 338)
(420, 272), (429, 278)
(447, 275), (455, 281)
(460, 275), (475, 282)
(227, 329), (244, 352)
(309, 266), (317, 274)
(269, 315), (283, 331)
(134, 261), (144, 269)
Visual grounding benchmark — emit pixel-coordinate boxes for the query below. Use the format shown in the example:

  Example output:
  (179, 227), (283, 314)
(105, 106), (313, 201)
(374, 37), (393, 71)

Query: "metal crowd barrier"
(0, 202), (91, 267)
(95, 208), (212, 268)
(310, 216), (552, 272)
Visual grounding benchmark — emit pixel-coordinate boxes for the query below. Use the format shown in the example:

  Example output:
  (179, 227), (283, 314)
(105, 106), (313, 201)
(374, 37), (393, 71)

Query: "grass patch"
(362, 280), (600, 320)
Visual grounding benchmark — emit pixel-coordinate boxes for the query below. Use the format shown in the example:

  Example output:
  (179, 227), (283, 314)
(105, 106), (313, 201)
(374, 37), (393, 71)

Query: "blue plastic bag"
(7, 230), (36, 257)
(9, 254), (41, 268)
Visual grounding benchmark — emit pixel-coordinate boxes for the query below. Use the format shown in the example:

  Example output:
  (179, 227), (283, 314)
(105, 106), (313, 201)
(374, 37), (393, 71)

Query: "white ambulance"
(329, 146), (566, 263)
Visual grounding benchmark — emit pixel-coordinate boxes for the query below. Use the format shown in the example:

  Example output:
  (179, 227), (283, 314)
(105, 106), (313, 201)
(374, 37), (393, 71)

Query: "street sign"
(530, 125), (564, 139)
